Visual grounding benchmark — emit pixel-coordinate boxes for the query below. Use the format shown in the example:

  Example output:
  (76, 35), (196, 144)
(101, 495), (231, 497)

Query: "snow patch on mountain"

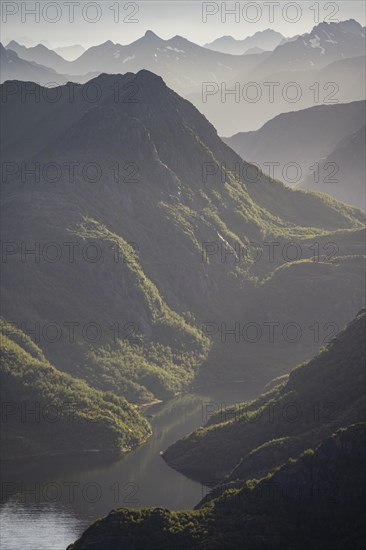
(122, 55), (135, 63)
(167, 46), (185, 53)
(309, 35), (325, 54)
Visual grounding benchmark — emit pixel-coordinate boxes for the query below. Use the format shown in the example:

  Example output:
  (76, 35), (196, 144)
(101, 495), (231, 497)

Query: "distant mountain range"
(251, 19), (366, 76)
(3, 31), (268, 94)
(0, 43), (98, 86)
(223, 100), (365, 207)
(2, 20), (365, 134)
(6, 40), (73, 73)
(204, 28), (286, 55)
(190, 19), (366, 133)
(0, 43), (68, 85)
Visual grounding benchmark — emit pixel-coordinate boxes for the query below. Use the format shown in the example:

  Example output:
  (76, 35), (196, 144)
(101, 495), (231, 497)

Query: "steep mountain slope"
(0, 320), (151, 458)
(204, 29), (285, 55)
(66, 312), (366, 549)
(223, 101), (365, 187)
(68, 421), (366, 549)
(299, 125), (365, 208)
(163, 310), (365, 483)
(1, 72), (365, 418)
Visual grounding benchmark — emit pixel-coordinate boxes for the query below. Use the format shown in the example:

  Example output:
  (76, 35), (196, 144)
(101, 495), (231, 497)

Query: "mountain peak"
(144, 30), (161, 40)
(312, 18), (364, 35)
(101, 40), (115, 47)
(6, 40), (21, 49)
(256, 28), (280, 35)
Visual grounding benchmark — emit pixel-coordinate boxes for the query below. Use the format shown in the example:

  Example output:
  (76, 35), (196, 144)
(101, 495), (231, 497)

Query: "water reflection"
(0, 382), (260, 549)
(0, 502), (83, 550)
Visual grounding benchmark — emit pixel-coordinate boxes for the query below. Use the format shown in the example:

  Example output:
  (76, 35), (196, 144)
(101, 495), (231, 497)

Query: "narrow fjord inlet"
(0, 2), (365, 549)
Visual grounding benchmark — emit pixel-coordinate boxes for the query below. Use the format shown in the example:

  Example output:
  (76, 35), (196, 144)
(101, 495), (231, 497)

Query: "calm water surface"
(0, 382), (261, 550)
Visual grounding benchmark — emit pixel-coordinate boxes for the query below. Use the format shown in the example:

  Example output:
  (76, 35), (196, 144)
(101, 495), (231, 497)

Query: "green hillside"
(67, 311), (366, 549)
(1, 72), (365, 456)
(164, 310), (365, 482)
(0, 320), (151, 458)
(67, 422), (366, 549)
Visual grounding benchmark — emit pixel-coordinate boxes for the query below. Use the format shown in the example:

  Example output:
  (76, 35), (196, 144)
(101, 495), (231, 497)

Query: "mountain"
(299, 125), (366, 208)
(5, 37), (37, 47)
(0, 43), (67, 85)
(67, 313), (366, 549)
(4, 22), (364, 134)
(54, 44), (85, 60)
(3, 32), (268, 95)
(67, 422), (366, 550)
(188, 53), (366, 134)
(0, 319), (151, 458)
(243, 46), (266, 55)
(204, 29), (285, 55)
(163, 310), (365, 483)
(252, 19), (366, 76)
(1, 72), (365, 456)
(6, 40), (71, 73)
(66, 31), (267, 94)
(223, 101), (366, 188)
(189, 20), (366, 134)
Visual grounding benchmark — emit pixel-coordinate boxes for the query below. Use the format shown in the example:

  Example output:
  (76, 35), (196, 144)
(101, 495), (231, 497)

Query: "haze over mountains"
(3, 31), (268, 94)
(1, 70), (365, 460)
(69, 311), (366, 549)
(1, 7), (365, 549)
(190, 19), (366, 133)
(0, 43), (98, 87)
(224, 100), (366, 207)
(164, 310), (366, 483)
(2, 19), (365, 133)
(204, 28), (287, 55)
(299, 124), (365, 207)
(251, 19), (366, 75)
(54, 44), (85, 60)
(0, 43), (67, 85)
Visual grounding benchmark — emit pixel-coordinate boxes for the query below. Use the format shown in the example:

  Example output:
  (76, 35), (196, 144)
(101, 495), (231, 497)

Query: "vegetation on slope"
(67, 422), (366, 549)
(163, 310), (365, 482)
(1, 72), (364, 456)
(0, 320), (151, 458)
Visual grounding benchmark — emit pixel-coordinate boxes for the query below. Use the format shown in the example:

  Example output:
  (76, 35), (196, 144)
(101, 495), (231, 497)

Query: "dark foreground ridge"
(67, 312), (366, 549)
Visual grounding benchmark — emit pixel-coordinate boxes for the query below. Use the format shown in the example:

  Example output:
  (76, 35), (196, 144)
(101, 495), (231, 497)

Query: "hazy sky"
(2, 0), (365, 48)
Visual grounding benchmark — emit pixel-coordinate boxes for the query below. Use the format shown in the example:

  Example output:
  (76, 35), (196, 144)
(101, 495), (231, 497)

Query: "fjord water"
(0, 382), (260, 550)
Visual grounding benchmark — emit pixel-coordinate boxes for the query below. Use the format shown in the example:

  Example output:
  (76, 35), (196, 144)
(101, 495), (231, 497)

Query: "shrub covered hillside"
(1, 72), (365, 457)
(67, 422), (366, 550)
(67, 312), (365, 549)
(163, 310), (366, 483)
(1, 72), (365, 403)
(0, 320), (151, 458)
